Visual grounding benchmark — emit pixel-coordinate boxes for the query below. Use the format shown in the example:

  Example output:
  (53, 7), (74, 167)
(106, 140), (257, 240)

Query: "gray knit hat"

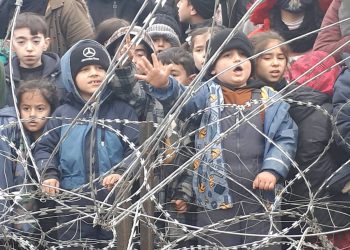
(146, 24), (181, 48)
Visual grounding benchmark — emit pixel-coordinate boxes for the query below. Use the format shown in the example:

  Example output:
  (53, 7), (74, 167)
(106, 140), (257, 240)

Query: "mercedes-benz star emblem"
(83, 47), (96, 58)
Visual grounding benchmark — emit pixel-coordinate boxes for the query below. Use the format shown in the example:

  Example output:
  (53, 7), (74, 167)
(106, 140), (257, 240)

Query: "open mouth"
(89, 80), (102, 85)
(233, 66), (243, 72)
(270, 70), (281, 77)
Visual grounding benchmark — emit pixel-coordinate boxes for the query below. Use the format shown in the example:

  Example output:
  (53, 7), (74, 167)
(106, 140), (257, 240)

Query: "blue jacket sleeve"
(333, 63), (350, 153)
(262, 89), (298, 179)
(143, 76), (208, 123)
(34, 111), (62, 181)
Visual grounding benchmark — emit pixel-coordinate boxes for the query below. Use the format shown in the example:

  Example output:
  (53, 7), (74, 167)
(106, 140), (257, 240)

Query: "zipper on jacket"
(101, 128), (105, 147)
(113, 1), (117, 18)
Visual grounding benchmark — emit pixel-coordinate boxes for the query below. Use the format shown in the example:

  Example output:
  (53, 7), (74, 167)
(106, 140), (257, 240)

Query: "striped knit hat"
(147, 24), (181, 48)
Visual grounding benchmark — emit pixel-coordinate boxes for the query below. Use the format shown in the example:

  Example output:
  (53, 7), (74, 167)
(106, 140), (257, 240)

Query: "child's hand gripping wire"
(171, 199), (188, 214)
(253, 171), (277, 190)
(102, 174), (122, 191)
(41, 179), (60, 195)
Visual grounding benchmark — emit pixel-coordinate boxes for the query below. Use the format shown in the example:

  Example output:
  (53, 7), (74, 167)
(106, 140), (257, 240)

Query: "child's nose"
(232, 54), (241, 62)
(30, 109), (36, 117)
(90, 67), (99, 75)
(272, 57), (279, 65)
(26, 42), (34, 51)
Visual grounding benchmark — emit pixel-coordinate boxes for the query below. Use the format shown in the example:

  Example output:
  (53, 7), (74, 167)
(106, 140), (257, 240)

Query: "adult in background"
(313, 0), (350, 62)
(86, 0), (155, 28)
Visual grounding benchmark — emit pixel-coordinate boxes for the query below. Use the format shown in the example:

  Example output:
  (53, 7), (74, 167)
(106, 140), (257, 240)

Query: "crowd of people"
(0, 0), (350, 249)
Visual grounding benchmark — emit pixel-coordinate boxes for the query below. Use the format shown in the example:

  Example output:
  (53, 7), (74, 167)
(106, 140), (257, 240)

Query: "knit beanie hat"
(70, 42), (110, 81)
(277, 0), (313, 13)
(190, 0), (216, 19)
(147, 24), (181, 47)
(207, 29), (254, 73)
(152, 13), (182, 39)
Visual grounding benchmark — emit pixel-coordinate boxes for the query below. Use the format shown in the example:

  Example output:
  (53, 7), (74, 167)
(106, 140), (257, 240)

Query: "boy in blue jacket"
(34, 40), (139, 246)
(136, 29), (297, 247)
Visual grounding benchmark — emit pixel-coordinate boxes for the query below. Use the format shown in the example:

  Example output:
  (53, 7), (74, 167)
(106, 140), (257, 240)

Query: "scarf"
(193, 81), (265, 209)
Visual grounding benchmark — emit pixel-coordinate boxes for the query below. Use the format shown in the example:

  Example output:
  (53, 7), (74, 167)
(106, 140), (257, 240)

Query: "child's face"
(130, 44), (149, 74)
(75, 64), (107, 101)
(192, 33), (209, 71)
(211, 48), (251, 87)
(20, 90), (51, 136)
(152, 36), (172, 53)
(170, 64), (191, 85)
(177, 0), (192, 23)
(255, 40), (287, 84)
(11, 28), (50, 68)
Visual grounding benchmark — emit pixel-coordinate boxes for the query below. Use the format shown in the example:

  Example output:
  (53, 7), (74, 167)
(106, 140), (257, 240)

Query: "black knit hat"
(70, 42), (110, 81)
(190, 0), (216, 20)
(207, 29), (254, 72)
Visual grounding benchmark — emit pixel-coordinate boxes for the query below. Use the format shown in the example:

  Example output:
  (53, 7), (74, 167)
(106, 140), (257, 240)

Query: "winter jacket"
(45, 0), (94, 56)
(314, 0), (350, 62)
(268, 81), (348, 230)
(0, 62), (5, 108)
(144, 77), (298, 209)
(0, 106), (40, 234)
(246, 1), (323, 54)
(4, 52), (62, 107)
(333, 58), (350, 153)
(223, 0), (251, 28)
(86, 0), (155, 27)
(34, 40), (139, 190)
(0, 107), (19, 191)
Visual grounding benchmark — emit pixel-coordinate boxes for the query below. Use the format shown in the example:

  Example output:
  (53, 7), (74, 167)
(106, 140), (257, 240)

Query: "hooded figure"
(248, 0), (324, 54)
(34, 39), (139, 244)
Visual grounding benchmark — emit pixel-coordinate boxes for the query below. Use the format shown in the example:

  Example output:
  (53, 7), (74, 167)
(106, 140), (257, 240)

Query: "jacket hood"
(105, 26), (155, 58)
(283, 83), (331, 123)
(59, 39), (112, 105)
(5, 52), (61, 82)
(0, 106), (17, 118)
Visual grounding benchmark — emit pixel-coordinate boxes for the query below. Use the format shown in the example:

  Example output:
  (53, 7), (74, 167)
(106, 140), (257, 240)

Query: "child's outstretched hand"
(171, 199), (187, 214)
(103, 174), (122, 190)
(253, 171), (277, 190)
(135, 53), (173, 89)
(117, 35), (135, 66)
(41, 179), (60, 195)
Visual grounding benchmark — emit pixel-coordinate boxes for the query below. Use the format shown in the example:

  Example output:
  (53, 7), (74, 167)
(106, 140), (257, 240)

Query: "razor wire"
(0, 0), (350, 249)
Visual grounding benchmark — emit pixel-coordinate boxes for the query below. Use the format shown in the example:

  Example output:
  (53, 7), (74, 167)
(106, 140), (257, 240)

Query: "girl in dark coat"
(251, 31), (346, 248)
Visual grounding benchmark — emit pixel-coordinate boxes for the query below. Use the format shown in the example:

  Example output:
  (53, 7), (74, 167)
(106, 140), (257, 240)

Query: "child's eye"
(21, 107), (29, 112)
(238, 51), (245, 56)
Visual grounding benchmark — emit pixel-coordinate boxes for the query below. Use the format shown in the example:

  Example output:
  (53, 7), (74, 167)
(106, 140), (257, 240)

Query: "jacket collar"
(46, 0), (64, 13)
